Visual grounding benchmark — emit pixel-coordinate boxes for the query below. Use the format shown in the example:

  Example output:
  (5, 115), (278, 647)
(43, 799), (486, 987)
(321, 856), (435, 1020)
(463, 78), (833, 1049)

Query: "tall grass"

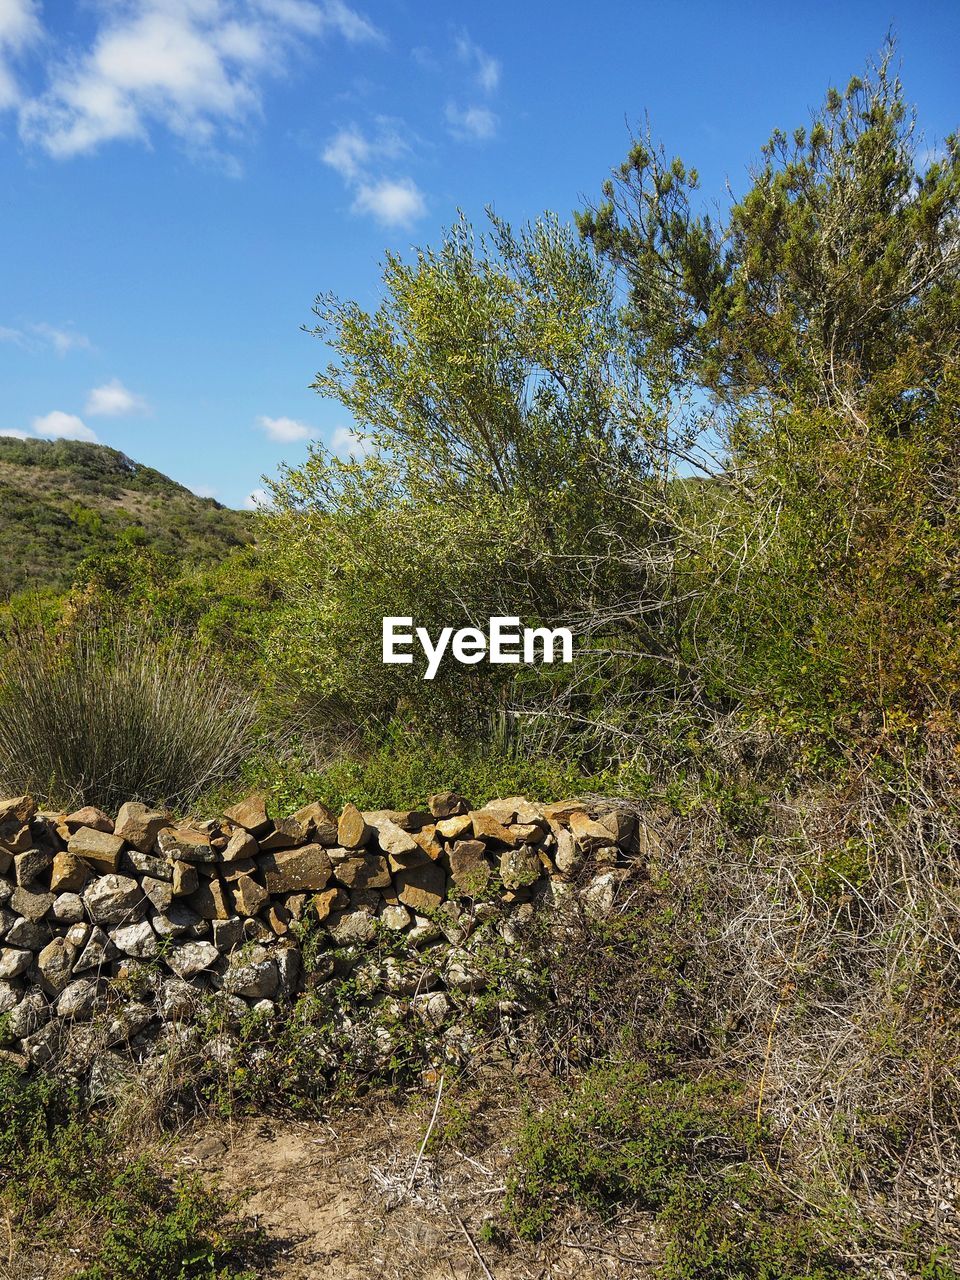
(0, 616), (259, 812)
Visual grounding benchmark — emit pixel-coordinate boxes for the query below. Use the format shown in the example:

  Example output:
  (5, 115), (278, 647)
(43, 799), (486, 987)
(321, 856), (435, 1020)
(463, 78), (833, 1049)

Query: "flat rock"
(69, 827), (124, 873)
(333, 854), (391, 891)
(114, 801), (168, 852)
(111, 920), (159, 959)
(291, 801), (338, 846)
(10, 886), (54, 922)
(223, 793), (271, 837)
(50, 852), (92, 893)
(395, 862), (446, 913)
(51, 893), (85, 924)
(65, 806), (114, 834)
(13, 848), (53, 886)
(167, 940), (220, 979)
(0, 948), (32, 979)
(261, 845), (333, 894)
(83, 875), (143, 925)
(36, 937), (77, 994)
(156, 827), (216, 863)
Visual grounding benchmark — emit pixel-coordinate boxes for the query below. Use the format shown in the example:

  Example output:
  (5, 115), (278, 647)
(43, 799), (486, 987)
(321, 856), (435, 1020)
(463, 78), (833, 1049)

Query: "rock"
(264, 904), (290, 935)
(121, 849), (174, 881)
(114, 801), (168, 852)
(56, 979), (100, 1020)
(511, 821), (549, 844)
(378, 903), (411, 931)
(444, 951), (487, 993)
(157, 827), (216, 863)
(469, 810), (517, 845)
(158, 978), (201, 1021)
(311, 887), (341, 922)
(276, 947), (301, 999)
(171, 861), (199, 897)
(73, 926), (119, 974)
(395, 862), (446, 913)
(364, 808), (430, 832)
(142, 876), (174, 914)
(448, 840), (491, 895)
(14, 847), (53, 886)
(65, 806), (114, 833)
(50, 853), (92, 893)
(212, 917), (244, 951)
(105, 1002), (154, 1045)
(327, 911), (377, 945)
(187, 878), (232, 920)
(0, 824), (33, 855)
(568, 811), (615, 852)
(259, 816), (309, 850)
(221, 857), (256, 882)
(166, 941), (219, 979)
(554, 828), (581, 877)
(6, 917), (47, 950)
(6, 988), (49, 1039)
(151, 903), (207, 940)
(250, 998), (277, 1020)
(0, 906), (13, 940)
(333, 854), (391, 891)
(36, 937), (77, 994)
(292, 801), (339, 846)
(0, 849), (10, 876)
(111, 920), (159, 959)
(223, 793), (272, 836)
(429, 791), (468, 819)
(222, 829), (258, 862)
(368, 817), (419, 859)
(65, 922), (91, 948)
(221, 946), (278, 999)
(500, 845), (541, 890)
(0, 796), (36, 828)
(408, 915), (443, 945)
(84, 875), (143, 925)
(435, 814), (473, 840)
(598, 809), (636, 845)
(0, 948), (32, 979)
(580, 871), (620, 918)
(69, 827), (124, 873)
(337, 803), (370, 849)
(23, 1020), (61, 1065)
(10, 886), (54, 921)
(261, 845), (333, 894)
(231, 873), (269, 917)
(412, 991), (449, 1028)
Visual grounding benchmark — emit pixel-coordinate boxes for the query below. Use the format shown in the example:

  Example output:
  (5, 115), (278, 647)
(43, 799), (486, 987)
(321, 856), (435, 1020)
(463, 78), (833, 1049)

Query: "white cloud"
(16, 0), (381, 159)
(32, 410), (99, 442)
(0, 427), (30, 440)
(86, 378), (149, 416)
(329, 424), (372, 458)
(0, 322), (93, 354)
(353, 176), (424, 227)
(455, 33), (499, 93)
(322, 124), (371, 182)
(257, 413), (311, 442)
(243, 486), (270, 509)
(0, 0), (41, 110)
(446, 102), (497, 142)
(192, 482), (218, 498)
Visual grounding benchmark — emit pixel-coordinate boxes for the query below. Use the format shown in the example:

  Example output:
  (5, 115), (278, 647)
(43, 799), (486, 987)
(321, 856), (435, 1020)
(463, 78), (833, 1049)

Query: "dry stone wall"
(0, 791), (642, 1068)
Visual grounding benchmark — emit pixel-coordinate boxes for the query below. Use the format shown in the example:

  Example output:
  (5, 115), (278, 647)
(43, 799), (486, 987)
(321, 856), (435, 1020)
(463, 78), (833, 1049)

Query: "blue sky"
(1, 1), (957, 508)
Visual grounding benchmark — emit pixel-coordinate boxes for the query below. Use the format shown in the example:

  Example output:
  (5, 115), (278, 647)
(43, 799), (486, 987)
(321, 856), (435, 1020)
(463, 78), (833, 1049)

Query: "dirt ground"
(173, 1093), (659, 1280)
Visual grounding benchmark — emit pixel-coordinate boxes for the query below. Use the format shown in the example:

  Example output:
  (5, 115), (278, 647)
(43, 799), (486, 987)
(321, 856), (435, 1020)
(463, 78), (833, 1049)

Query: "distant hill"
(0, 437), (253, 598)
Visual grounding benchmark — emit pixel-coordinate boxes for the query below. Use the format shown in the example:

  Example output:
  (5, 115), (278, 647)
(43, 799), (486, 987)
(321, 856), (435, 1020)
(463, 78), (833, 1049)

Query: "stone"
(212, 917), (244, 950)
(83, 875), (143, 925)
(554, 828), (581, 877)
(0, 906), (13, 939)
(10, 886), (54, 921)
(469, 810), (517, 845)
(580, 871), (620, 918)
(0, 948), (32, 979)
(6, 988), (49, 1040)
(448, 840), (491, 895)
(0, 849), (9, 876)
(327, 910), (377, 945)
(0, 796), (36, 828)
(511, 821), (549, 844)
(221, 857), (256, 882)
(167, 941), (220, 979)
(542, 800), (588, 825)
(337, 803), (370, 849)
(111, 920), (159, 959)
(311, 887), (340, 922)
(231, 873), (268, 918)
(187, 878), (232, 920)
(65, 806), (114, 833)
(121, 849), (174, 881)
(364, 808), (430, 832)
(50, 852), (92, 893)
(258, 816), (308, 850)
(24, 1020), (61, 1065)
(378, 903), (411, 931)
(158, 979), (201, 1021)
(69, 827), (124, 873)
(222, 828), (258, 862)
(395, 862), (446, 913)
(333, 854), (391, 891)
(292, 801), (339, 846)
(141, 876), (174, 914)
(444, 951), (486, 993)
(223, 793), (272, 836)
(598, 809), (636, 845)
(411, 825), (444, 861)
(261, 845), (333, 894)
(36, 937), (77, 994)
(157, 827), (216, 863)
(172, 861), (199, 897)
(412, 991), (449, 1028)
(56, 979), (100, 1020)
(73, 926), (118, 974)
(105, 1002), (154, 1045)
(568, 811), (615, 852)
(276, 947), (301, 999)
(435, 814), (473, 840)
(264, 904), (290, 935)
(52, 893), (85, 924)
(368, 817), (419, 859)
(428, 791), (468, 819)
(151, 903), (207, 940)
(6, 917), (46, 950)
(114, 801), (168, 852)
(0, 824), (33, 855)
(221, 946), (278, 999)
(13, 847), (53, 886)
(500, 845), (541, 890)
(65, 922), (90, 948)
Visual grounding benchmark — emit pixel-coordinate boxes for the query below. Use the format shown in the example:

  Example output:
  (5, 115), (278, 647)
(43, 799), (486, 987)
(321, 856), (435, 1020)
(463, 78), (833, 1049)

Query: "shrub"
(0, 611), (259, 811)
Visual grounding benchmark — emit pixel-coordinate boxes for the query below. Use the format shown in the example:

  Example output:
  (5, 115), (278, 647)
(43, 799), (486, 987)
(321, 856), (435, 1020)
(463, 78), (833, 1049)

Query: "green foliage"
(0, 1061), (257, 1278)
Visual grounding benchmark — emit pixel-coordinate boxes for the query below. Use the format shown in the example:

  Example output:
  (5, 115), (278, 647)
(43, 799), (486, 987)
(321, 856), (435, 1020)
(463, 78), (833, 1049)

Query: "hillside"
(0, 437), (252, 597)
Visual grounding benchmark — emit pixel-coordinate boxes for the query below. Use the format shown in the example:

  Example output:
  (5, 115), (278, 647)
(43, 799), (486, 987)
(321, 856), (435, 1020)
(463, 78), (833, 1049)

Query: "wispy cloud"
(86, 378), (149, 416)
(0, 322), (93, 355)
(445, 102), (497, 142)
(0, 0), (41, 111)
(322, 119), (425, 226)
(32, 410), (99, 442)
(257, 413), (312, 441)
(15, 0), (382, 160)
(455, 32), (500, 93)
